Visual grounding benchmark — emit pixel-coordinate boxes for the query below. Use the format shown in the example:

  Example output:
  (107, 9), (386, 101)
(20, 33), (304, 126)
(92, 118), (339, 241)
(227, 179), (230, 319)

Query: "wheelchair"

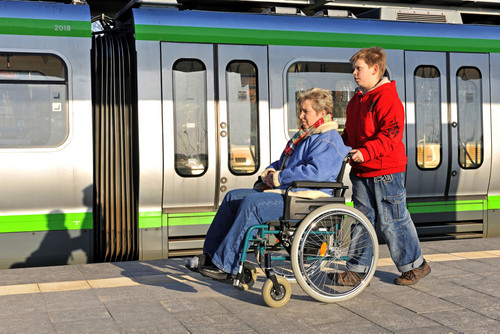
(231, 156), (379, 308)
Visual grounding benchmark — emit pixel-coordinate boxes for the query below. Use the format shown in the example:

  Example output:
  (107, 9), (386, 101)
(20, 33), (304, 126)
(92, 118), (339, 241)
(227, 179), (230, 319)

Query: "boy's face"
(352, 59), (380, 91)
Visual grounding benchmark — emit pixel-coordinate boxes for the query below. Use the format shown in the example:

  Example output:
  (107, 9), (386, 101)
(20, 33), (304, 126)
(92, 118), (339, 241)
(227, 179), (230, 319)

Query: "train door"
(406, 51), (491, 198)
(448, 53), (491, 198)
(160, 43), (269, 254)
(216, 45), (270, 200)
(405, 51), (491, 237)
(161, 43), (217, 211)
(405, 52), (449, 198)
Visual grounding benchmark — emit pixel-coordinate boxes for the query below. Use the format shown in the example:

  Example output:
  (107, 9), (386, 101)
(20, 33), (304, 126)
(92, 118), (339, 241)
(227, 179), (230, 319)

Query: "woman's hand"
(264, 171), (275, 188)
(350, 149), (365, 163)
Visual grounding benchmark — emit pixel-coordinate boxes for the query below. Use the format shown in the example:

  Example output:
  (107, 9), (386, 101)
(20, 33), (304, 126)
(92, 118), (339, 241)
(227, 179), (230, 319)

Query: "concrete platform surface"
(0, 237), (499, 333)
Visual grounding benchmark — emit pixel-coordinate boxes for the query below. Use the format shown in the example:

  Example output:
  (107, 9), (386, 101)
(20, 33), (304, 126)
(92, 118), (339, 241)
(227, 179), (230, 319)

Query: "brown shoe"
(332, 271), (366, 286)
(394, 259), (431, 286)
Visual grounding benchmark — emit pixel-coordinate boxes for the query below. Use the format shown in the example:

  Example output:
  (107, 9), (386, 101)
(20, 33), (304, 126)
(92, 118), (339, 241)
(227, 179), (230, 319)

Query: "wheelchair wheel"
(262, 276), (292, 308)
(235, 262), (257, 291)
(291, 204), (378, 303)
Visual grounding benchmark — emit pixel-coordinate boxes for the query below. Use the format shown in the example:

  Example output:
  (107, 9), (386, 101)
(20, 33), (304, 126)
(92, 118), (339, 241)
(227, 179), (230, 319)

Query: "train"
(1, 0), (499, 268)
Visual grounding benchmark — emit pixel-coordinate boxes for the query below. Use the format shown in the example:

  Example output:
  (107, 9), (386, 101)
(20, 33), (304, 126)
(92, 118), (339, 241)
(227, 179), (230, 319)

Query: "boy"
(341, 47), (430, 286)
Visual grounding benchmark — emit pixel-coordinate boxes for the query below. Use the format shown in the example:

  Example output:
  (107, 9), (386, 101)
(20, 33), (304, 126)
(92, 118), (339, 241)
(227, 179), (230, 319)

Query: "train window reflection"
(286, 62), (354, 138)
(173, 59), (208, 177)
(226, 61), (259, 175)
(414, 66), (442, 169)
(0, 54), (67, 148)
(456, 67), (483, 169)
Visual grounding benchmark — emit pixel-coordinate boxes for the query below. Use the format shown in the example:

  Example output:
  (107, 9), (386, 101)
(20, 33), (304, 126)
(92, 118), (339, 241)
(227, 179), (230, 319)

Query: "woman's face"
(299, 99), (326, 128)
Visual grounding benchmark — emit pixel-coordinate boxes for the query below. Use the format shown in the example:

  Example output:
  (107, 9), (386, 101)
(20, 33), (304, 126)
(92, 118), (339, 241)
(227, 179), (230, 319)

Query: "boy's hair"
(350, 47), (386, 79)
(298, 88), (333, 115)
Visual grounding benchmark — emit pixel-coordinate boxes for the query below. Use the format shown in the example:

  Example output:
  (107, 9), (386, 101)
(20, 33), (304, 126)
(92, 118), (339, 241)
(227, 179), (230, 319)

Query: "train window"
(414, 66), (442, 170)
(173, 59), (208, 177)
(456, 67), (483, 169)
(0, 54), (67, 148)
(226, 61), (259, 175)
(286, 62), (355, 137)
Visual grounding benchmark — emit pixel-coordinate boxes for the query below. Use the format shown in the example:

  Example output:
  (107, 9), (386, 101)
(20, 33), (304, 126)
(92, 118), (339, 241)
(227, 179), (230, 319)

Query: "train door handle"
(451, 122), (457, 128)
(451, 170), (457, 177)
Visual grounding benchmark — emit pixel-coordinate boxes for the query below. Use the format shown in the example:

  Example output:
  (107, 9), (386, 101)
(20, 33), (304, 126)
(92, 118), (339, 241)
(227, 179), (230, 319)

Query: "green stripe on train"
(135, 25), (500, 53)
(0, 17), (90, 38)
(407, 199), (486, 214)
(0, 212), (92, 233)
(138, 211), (217, 229)
(2, 196), (500, 232)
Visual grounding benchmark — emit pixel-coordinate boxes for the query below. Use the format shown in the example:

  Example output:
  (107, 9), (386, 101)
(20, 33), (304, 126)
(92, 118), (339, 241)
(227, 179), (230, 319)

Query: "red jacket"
(341, 79), (407, 178)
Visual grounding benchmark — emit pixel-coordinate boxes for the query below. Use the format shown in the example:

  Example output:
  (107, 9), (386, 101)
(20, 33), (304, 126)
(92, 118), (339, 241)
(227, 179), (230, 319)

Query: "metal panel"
(139, 228), (162, 260)
(448, 53), (491, 197)
(216, 44), (270, 198)
(405, 51), (449, 198)
(0, 230), (90, 269)
(0, 15), (93, 267)
(161, 42), (217, 210)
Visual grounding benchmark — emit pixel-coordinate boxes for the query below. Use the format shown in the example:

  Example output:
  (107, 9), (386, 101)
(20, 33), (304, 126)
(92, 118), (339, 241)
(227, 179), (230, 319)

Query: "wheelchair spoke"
(291, 204), (378, 303)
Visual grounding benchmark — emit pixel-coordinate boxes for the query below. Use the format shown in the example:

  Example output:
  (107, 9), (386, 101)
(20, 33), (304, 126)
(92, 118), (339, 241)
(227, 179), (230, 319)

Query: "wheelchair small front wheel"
(262, 276), (291, 308)
(235, 262), (257, 291)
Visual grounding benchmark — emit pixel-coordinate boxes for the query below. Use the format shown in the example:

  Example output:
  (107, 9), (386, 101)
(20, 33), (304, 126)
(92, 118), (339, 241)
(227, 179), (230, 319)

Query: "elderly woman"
(195, 87), (351, 280)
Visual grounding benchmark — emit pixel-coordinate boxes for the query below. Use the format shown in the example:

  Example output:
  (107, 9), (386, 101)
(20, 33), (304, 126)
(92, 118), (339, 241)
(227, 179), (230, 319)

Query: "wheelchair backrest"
(283, 154), (351, 221)
(336, 154), (351, 183)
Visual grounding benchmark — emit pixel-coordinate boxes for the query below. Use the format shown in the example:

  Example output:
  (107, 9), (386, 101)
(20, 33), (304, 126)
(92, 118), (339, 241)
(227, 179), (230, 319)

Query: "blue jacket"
(262, 122), (351, 198)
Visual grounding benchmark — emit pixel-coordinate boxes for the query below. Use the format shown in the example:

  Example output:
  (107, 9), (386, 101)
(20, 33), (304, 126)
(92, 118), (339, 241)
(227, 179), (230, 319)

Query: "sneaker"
(331, 271), (366, 286)
(394, 259), (431, 286)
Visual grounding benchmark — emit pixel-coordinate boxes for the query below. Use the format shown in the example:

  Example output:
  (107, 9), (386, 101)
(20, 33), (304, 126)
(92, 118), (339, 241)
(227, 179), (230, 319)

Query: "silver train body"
(0, 0), (499, 268)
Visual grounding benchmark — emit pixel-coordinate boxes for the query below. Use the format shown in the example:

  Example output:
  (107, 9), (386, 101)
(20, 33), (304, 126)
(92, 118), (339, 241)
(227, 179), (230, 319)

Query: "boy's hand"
(350, 149), (365, 163)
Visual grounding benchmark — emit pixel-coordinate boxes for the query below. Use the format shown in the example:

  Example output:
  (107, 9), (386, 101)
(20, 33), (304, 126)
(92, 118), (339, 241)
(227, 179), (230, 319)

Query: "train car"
(0, 1), (93, 268)
(1, 0), (500, 268)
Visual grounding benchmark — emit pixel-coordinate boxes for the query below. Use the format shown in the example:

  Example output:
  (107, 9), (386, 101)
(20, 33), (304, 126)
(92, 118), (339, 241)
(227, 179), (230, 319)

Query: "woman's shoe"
(185, 253), (210, 272)
(198, 265), (229, 280)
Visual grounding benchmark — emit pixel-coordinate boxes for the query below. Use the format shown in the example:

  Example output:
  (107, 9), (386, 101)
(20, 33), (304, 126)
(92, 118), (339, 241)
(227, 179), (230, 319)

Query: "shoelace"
(402, 269), (416, 280)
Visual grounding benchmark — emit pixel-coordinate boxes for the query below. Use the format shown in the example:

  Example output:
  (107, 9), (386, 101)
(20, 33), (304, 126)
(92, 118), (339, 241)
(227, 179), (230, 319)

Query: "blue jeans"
(348, 171), (423, 273)
(203, 189), (284, 275)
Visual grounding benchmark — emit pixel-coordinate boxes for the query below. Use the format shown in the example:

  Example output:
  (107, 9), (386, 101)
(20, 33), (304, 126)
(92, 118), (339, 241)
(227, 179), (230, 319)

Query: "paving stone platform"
(0, 237), (499, 333)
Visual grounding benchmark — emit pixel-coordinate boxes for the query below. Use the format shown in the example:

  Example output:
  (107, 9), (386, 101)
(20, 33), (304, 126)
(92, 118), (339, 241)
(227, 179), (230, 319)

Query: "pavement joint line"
(0, 248), (498, 297)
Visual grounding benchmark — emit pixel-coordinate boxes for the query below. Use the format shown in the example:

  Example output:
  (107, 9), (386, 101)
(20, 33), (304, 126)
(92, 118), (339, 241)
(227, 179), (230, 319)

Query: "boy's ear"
(371, 64), (380, 76)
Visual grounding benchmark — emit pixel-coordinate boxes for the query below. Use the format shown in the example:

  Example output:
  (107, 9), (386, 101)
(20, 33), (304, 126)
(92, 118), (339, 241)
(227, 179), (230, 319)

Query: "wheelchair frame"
(232, 156), (379, 307)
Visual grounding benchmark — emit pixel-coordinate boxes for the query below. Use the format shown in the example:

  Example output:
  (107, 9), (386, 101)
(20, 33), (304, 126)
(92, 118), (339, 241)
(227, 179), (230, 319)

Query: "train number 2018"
(55, 25), (72, 32)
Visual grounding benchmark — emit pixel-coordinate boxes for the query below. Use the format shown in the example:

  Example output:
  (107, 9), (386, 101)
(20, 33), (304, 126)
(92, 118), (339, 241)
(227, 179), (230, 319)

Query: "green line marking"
(165, 212), (216, 227)
(488, 195), (500, 210)
(0, 17), (90, 38)
(0, 212), (92, 233)
(139, 211), (162, 229)
(407, 199), (485, 214)
(2, 196), (498, 233)
(135, 25), (500, 52)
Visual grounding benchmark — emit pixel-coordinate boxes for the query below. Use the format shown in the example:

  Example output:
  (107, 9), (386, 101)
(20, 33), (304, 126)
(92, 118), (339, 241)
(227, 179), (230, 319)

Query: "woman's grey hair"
(297, 88), (333, 115)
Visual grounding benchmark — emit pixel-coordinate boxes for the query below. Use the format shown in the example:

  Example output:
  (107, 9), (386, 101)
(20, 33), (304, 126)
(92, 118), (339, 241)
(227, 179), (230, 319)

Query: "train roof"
(117, 0), (500, 25)
(126, 4), (500, 53)
(0, 0), (91, 38)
